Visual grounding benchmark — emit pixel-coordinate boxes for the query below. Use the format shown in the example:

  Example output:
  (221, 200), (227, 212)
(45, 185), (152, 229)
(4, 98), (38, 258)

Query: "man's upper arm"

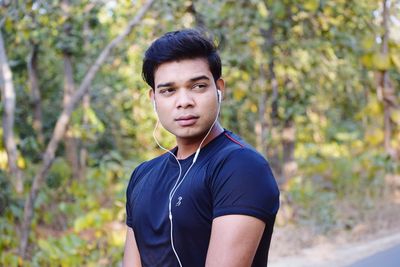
(210, 149), (279, 223)
(205, 215), (266, 267)
(206, 148), (280, 266)
(123, 227), (142, 267)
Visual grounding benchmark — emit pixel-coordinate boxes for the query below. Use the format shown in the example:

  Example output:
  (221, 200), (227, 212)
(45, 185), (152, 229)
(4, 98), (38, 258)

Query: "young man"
(123, 29), (280, 267)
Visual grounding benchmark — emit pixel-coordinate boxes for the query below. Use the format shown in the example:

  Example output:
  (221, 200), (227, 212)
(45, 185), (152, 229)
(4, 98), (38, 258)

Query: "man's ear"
(216, 78), (225, 96)
(148, 88), (154, 100)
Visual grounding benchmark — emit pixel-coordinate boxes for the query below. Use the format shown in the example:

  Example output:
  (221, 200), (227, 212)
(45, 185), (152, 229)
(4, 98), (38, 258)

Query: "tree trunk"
(282, 115), (296, 182)
(27, 44), (45, 146)
(63, 54), (80, 179)
(261, 22), (282, 179)
(0, 30), (23, 193)
(281, 78), (297, 183)
(61, 0), (81, 180)
(378, 0), (398, 160)
(19, 0), (155, 257)
(188, 1), (207, 31)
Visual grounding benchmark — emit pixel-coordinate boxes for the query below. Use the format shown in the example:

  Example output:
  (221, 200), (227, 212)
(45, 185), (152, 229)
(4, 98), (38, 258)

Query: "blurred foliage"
(0, 0), (400, 265)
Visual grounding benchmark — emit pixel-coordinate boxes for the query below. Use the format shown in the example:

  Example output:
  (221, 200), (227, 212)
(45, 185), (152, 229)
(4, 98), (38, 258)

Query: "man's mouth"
(175, 115), (199, 127)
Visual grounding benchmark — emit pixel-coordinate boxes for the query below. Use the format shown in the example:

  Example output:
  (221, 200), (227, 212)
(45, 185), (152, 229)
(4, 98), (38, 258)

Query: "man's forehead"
(154, 58), (212, 86)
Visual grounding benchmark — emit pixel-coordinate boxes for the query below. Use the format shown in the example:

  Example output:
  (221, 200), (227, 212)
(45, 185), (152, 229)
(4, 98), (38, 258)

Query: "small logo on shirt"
(176, 196), (183, 206)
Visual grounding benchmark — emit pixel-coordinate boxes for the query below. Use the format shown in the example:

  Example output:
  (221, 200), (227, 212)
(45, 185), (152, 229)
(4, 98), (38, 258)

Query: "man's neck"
(176, 124), (224, 159)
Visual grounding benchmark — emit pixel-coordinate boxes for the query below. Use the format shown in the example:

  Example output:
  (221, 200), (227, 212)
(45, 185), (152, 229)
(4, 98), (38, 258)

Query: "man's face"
(151, 58), (224, 142)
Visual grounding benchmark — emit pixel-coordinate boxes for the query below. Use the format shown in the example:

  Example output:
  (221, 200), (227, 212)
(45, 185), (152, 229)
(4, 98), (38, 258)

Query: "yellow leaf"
(17, 156), (26, 169)
(95, 230), (102, 238)
(257, 2), (268, 18)
(323, 5), (333, 16)
(372, 53), (391, 70)
(250, 104), (258, 113)
(109, 229), (125, 247)
(233, 89), (246, 101)
(371, 102), (382, 115)
(361, 54), (373, 68)
(391, 54), (400, 71)
(318, 17), (329, 31)
(365, 129), (384, 146)
(242, 72), (250, 82)
(363, 98), (382, 115)
(304, 0), (319, 12)
(5, 18), (14, 32)
(391, 110), (400, 124)
(361, 36), (376, 51)
(0, 150), (8, 170)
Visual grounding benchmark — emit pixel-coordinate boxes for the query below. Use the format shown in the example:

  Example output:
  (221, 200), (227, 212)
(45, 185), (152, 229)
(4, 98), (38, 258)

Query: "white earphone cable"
(152, 120), (184, 267)
(152, 90), (221, 267)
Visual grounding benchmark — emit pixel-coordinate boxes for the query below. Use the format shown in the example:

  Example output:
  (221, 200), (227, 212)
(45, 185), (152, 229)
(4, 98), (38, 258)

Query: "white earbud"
(152, 99), (157, 113)
(217, 89), (222, 103)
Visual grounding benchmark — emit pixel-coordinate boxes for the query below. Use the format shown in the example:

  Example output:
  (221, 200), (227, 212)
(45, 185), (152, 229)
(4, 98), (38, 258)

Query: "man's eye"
(160, 88), (175, 94)
(193, 84), (207, 90)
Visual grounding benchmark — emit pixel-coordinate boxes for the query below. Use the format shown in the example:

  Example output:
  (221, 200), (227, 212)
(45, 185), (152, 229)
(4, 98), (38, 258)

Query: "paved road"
(269, 233), (400, 267)
(347, 244), (400, 267)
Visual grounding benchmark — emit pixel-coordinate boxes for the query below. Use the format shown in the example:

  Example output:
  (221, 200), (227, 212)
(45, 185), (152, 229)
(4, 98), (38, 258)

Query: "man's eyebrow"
(189, 75), (210, 83)
(156, 82), (175, 89)
(156, 75), (210, 88)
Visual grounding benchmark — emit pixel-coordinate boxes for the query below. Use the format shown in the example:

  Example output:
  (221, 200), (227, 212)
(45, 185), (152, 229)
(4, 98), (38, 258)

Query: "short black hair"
(142, 29), (221, 89)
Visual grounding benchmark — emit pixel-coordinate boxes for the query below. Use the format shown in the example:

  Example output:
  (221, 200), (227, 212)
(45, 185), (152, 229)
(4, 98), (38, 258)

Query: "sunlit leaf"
(391, 53), (400, 71)
(365, 129), (384, 146)
(391, 110), (400, 124)
(257, 2), (268, 18)
(304, 0), (319, 12)
(372, 53), (391, 70)
(233, 89), (246, 101)
(361, 36), (376, 51)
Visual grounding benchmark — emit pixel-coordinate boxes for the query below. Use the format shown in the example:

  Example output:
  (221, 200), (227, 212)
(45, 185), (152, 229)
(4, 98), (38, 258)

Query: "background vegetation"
(1, 0), (399, 266)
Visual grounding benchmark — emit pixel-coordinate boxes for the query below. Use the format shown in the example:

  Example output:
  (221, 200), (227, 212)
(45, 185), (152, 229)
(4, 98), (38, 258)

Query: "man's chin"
(173, 127), (209, 140)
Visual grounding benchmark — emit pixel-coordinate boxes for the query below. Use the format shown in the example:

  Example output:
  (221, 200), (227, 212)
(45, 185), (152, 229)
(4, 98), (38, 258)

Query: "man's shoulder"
(130, 152), (169, 178)
(217, 130), (267, 164)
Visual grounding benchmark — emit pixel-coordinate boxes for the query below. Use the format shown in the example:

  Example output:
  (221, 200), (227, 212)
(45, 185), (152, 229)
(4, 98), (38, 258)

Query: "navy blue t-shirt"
(126, 130), (280, 266)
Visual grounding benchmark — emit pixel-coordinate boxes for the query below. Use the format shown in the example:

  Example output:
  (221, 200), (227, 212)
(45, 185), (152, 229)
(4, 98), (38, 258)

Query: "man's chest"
(130, 164), (214, 233)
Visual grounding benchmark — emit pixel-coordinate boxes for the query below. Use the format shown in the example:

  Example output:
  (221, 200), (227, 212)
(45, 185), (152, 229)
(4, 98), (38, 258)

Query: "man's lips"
(175, 115), (199, 126)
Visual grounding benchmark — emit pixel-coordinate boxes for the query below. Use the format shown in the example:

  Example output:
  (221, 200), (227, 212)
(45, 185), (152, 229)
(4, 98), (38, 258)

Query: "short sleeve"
(126, 168), (138, 228)
(210, 148), (280, 225)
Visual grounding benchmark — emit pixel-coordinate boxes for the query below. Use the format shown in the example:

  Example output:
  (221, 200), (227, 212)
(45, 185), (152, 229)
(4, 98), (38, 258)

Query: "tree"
(19, 0), (155, 257)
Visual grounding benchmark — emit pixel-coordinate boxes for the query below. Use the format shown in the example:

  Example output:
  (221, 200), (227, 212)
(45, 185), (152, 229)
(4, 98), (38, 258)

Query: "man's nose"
(176, 90), (194, 109)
